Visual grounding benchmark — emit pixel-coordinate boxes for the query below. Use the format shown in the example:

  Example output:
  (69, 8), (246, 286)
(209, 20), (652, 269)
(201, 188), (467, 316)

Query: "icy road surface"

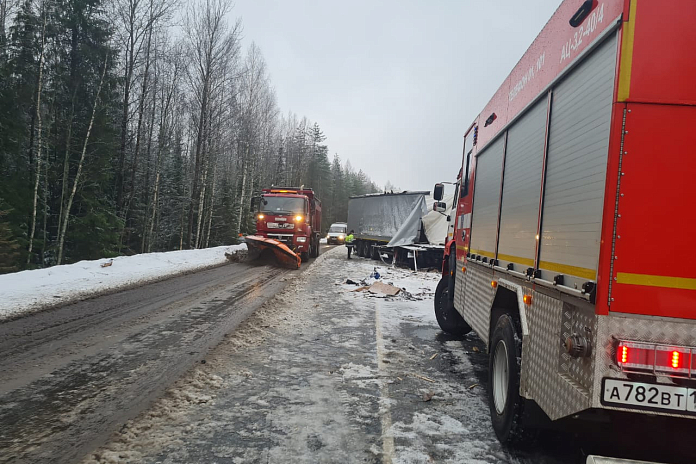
(85, 247), (696, 464)
(0, 257), (303, 464)
(81, 248), (564, 464)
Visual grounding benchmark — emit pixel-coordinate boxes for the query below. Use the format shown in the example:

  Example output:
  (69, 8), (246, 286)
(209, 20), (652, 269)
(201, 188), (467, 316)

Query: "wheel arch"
(442, 239), (456, 276)
(488, 279), (529, 348)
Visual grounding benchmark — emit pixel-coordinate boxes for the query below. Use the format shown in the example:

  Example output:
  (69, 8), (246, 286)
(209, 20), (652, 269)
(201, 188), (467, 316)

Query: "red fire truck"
(433, 0), (696, 449)
(252, 187), (322, 263)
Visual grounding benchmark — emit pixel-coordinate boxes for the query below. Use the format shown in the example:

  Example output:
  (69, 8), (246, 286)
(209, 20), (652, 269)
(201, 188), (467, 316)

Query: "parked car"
(326, 222), (348, 244)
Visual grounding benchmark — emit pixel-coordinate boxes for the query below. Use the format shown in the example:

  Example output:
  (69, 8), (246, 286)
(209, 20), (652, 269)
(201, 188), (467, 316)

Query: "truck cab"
(253, 188), (321, 261)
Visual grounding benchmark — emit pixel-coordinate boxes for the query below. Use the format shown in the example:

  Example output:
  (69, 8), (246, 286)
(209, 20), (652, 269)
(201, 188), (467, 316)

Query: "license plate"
(602, 378), (696, 414)
(267, 222), (279, 228)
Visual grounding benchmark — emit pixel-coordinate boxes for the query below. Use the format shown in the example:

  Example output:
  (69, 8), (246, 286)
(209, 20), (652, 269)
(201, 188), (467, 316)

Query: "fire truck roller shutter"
(538, 33), (617, 290)
(497, 98), (548, 271)
(469, 136), (505, 262)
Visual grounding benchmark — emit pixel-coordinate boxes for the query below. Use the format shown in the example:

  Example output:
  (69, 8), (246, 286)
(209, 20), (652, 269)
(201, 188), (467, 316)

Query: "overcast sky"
(230, 0), (563, 192)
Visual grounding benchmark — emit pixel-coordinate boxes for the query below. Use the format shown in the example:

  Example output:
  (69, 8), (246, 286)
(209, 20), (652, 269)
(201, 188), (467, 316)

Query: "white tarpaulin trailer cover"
(422, 193), (454, 246)
(387, 193), (454, 247)
(347, 192), (429, 242)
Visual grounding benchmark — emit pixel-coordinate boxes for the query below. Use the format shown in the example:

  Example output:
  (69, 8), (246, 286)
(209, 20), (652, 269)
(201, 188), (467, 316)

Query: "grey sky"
(231, 0), (563, 191)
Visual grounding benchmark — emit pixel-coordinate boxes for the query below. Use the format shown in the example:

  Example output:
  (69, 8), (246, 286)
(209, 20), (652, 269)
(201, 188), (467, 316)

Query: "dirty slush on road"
(84, 247), (569, 464)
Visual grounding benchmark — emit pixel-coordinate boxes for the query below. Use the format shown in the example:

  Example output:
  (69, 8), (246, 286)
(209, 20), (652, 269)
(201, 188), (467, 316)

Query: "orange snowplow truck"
(252, 188), (322, 263)
(433, 0), (696, 452)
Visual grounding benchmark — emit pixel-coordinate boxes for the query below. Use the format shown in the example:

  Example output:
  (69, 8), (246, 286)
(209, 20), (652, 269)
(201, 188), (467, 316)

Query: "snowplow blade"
(244, 235), (301, 269)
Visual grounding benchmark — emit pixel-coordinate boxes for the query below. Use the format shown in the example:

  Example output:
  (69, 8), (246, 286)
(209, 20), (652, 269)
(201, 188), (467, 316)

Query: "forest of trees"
(0, 0), (381, 274)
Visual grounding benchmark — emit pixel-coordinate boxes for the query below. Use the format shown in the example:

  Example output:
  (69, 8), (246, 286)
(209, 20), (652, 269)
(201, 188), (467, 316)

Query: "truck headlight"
(296, 237), (307, 242)
(339, 235), (344, 240)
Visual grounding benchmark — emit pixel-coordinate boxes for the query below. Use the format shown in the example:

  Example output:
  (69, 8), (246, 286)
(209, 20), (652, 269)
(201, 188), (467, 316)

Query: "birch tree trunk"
(123, 18), (154, 222)
(147, 171), (159, 252)
(194, 152), (209, 249)
(58, 93), (77, 241)
(204, 159), (217, 248)
(57, 57), (109, 265)
(27, 6), (48, 264)
(233, 146), (248, 238)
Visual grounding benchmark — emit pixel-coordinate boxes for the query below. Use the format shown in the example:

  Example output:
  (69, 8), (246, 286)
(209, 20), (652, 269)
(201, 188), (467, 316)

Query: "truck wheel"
(357, 241), (364, 258)
(434, 278), (471, 335)
(488, 313), (527, 445)
(311, 237), (319, 258)
(300, 251), (310, 262)
(371, 244), (379, 260)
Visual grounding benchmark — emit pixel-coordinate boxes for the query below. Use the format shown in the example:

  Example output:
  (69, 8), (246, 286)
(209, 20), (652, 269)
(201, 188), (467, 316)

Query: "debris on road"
(411, 373), (436, 383)
(367, 281), (401, 295)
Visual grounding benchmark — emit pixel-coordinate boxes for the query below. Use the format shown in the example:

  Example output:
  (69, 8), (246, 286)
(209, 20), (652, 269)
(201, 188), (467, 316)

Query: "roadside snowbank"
(0, 244), (246, 321)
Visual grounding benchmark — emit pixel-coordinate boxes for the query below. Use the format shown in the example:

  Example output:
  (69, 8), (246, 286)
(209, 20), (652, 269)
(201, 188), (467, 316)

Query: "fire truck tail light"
(672, 351), (680, 369)
(616, 340), (693, 377)
(655, 346), (690, 374)
(616, 341), (652, 370)
(619, 345), (629, 364)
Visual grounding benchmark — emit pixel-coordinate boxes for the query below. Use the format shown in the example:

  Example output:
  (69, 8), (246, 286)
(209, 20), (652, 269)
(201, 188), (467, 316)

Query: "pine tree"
(0, 201), (21, 273)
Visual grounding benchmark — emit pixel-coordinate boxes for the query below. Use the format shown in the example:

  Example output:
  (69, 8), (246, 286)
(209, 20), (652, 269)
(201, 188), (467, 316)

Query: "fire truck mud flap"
(244, 235), (301, 270)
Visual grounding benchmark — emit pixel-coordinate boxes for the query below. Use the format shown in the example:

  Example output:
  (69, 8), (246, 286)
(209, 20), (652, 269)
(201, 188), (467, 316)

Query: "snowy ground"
(84, 246), (525, 464)
(0, 244), (246, 321)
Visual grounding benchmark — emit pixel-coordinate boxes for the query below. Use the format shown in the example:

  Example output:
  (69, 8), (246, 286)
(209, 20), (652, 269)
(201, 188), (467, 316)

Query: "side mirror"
(433, 183), (444, 201)
(250, 197), (259, 212)
(433, 201), (447, 213)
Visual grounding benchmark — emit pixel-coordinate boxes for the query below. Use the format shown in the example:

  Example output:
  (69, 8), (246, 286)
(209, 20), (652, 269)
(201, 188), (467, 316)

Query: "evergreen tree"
(0, 0), (385, 273)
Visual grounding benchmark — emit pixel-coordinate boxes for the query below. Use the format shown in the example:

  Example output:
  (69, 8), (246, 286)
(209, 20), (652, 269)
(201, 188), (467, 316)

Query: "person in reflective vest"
(345, 230), (355, 259)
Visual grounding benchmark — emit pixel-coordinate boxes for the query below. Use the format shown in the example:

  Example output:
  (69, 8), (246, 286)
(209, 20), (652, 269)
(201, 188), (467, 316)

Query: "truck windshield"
(329, 226), (346, 233)
(260, 196), (306, 214)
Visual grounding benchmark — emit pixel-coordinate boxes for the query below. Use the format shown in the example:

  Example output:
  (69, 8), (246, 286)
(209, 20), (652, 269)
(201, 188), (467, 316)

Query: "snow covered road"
(0, 259), (298, 464)
(3, 245), (693, 464)
(81, 247), (573, 464)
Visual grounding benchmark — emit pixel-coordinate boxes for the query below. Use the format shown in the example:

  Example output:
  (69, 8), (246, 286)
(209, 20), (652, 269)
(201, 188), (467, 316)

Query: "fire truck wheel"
(434, 278), (471, 335)
(488, 313), (526, 445)
(300, 251), (310, 262)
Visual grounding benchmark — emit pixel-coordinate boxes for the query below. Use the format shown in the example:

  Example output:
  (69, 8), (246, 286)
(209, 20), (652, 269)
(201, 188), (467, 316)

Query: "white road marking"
(374, 299), (395, 464)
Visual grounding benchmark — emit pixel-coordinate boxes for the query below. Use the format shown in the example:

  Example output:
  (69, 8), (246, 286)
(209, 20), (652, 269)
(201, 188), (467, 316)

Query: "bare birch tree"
(57, 56), (109, 265)
(183, 0), (241, 248)
(27, 1), (48, 264)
